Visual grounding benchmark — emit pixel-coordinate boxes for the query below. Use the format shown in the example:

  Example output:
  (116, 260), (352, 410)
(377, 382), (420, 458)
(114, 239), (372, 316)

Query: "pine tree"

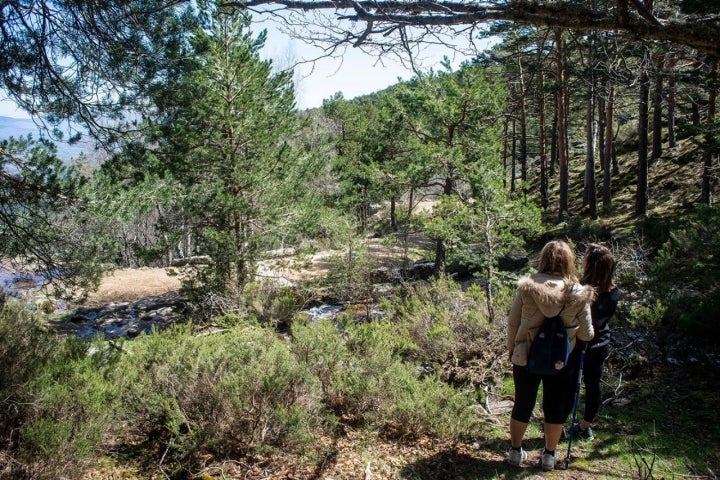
(103, 6), (312, 297)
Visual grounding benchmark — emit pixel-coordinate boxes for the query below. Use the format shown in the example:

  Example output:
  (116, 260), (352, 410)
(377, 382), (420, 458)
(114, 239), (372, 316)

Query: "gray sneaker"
(507, 447), (527, 467)
(541, 451), (556, 471)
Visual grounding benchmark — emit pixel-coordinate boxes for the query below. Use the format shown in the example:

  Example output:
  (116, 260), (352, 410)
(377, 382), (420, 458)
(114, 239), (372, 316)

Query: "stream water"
(1, 266), (373, 340)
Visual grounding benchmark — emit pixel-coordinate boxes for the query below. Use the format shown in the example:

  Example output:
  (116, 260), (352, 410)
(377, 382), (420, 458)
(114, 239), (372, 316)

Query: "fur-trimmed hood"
(516, 273), (596, 318)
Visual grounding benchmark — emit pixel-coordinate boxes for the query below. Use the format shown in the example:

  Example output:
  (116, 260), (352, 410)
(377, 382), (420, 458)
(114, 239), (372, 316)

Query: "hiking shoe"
(541, 451), (556, 471)
(578, 426), (594, 441)
(506, 447), (527, 467)
(569, 423), (594, 441)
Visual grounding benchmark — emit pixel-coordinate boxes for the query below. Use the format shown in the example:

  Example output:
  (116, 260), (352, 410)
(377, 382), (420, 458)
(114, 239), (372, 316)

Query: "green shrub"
(561, 216), (613, 242)
(325, 243), (377, 305)
(241, 281), (307, 329)
(382, 277), (488, 365)
(19, 417), (103, 479)
(1, 304), (122, 479)
(114, 323), (322, 472)
(0, 304), (56, 448)
(291, 320), (372, 422)
(378, 363), (480, 441)
(627, 298), (667, 331)
(214, 312), (259, 328)
(290, 317), (480, 442)
(27, 340), (122, 476)
(484, 279), (517, 317)
(649, 205), (720, 344)
(661, 287), (720, 346)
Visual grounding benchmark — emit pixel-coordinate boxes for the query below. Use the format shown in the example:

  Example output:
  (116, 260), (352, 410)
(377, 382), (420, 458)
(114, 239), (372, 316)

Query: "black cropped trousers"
(511, 363), (572, 425)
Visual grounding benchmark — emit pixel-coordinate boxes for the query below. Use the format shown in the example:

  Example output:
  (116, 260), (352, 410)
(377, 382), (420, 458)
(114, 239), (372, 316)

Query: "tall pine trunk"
(551, 95), (558, 178)
(584, 77), (597, 218)
(651, 54), (665, 160)
(390, 197), (397, 231)
(538, 65), (549, 209)
(556, 30), (569, 220)
(668, 72), (676, 149)
(502, 116), (510, 189)
(701, 59), (718, 205)
(636, 47), (651, 216)
(511, 118), (517, 192)
(603, 83), (615, 208)
(518, 57), (529, 183)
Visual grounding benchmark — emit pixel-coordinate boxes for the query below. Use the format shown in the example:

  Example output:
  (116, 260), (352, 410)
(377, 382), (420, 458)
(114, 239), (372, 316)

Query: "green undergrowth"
(0, 282), (489, 479)
(576, 363), (720, 480)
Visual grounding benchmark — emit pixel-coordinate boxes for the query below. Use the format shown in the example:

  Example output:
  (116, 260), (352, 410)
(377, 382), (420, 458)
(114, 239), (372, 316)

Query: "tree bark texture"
(701, 59), (717, 205)
(538, 59), (549, 209)
(556, 30), (569, 220)
(636, 47), (651, 216)
(651, 54), (665, 160)
(603, 83), (615, 208)
(585, 78), (597, 218)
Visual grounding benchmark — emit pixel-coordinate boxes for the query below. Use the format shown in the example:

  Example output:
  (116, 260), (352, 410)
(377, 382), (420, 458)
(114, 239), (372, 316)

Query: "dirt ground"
(83, 267), (183, 307)
(84, 236), (431, 307)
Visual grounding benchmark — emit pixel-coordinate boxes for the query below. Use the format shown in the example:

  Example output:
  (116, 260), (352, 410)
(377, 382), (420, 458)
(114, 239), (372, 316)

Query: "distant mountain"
(0, 116), (38, 138)
(0, 116), (99, 163)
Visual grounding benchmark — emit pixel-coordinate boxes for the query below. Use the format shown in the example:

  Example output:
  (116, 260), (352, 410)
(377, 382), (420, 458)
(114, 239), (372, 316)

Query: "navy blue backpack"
(526, 306), (570, 375)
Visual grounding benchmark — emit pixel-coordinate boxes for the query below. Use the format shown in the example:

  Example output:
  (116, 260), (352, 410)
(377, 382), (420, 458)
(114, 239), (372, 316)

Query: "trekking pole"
(564, 346), (587, 469)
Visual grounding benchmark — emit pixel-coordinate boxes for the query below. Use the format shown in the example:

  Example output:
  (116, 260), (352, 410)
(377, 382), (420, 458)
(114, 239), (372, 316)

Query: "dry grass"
(82, 267), (182, 307)
(82, 236), (430, 306)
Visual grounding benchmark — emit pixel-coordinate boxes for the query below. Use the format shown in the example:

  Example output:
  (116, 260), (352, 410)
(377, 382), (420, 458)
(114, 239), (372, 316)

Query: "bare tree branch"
(223, 0), (720, 56)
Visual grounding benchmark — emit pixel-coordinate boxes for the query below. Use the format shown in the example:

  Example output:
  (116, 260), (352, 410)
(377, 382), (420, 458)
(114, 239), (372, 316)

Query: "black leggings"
(563, 345), (609, 423)
(511, 364), (571, 424)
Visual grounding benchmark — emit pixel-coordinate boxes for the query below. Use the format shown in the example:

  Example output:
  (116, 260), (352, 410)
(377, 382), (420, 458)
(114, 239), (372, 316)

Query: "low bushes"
(0, 303), (121, 479)
(0, 283), (492, 477)
(114, 323), (322, 470)
(291, 316), (480, 440)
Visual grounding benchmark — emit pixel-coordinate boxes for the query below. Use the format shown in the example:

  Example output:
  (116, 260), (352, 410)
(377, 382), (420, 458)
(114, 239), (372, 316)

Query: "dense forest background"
(1, 1), (719, 479)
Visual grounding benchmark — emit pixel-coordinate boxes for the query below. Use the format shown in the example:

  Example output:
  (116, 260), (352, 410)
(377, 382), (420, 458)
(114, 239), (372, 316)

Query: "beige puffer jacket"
(507, 273), (596, 367)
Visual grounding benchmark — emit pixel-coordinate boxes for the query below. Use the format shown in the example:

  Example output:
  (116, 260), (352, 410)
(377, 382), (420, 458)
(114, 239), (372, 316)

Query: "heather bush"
(650, 205), (720, 345)
(113, 323), (322, 473)
(0, 304), (54, 448)
(290, 317), (480, 442)
(0, 304), (122, 479)
(378, 362), (480, 441)
(241, 280), (308, 329)
(382, 277), (488, 365)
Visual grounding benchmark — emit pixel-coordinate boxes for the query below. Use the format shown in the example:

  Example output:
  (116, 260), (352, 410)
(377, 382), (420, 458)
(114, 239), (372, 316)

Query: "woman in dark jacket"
(564, 243), (620, 441)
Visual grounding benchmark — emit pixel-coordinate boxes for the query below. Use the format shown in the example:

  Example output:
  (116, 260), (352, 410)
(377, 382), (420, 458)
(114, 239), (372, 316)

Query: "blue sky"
(258, 18), (489, 110)
(0, 97), (29, 119)
(265, 33), (475, 110)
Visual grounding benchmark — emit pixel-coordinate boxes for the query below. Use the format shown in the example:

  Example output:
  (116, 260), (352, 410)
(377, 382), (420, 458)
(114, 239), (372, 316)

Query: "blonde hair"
(581, 243), (616, 292)
(537, 240), (578, 283)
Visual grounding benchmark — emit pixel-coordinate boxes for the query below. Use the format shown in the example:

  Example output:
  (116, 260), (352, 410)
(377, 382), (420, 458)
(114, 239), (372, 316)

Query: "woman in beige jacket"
(506, 240), (595, 471)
